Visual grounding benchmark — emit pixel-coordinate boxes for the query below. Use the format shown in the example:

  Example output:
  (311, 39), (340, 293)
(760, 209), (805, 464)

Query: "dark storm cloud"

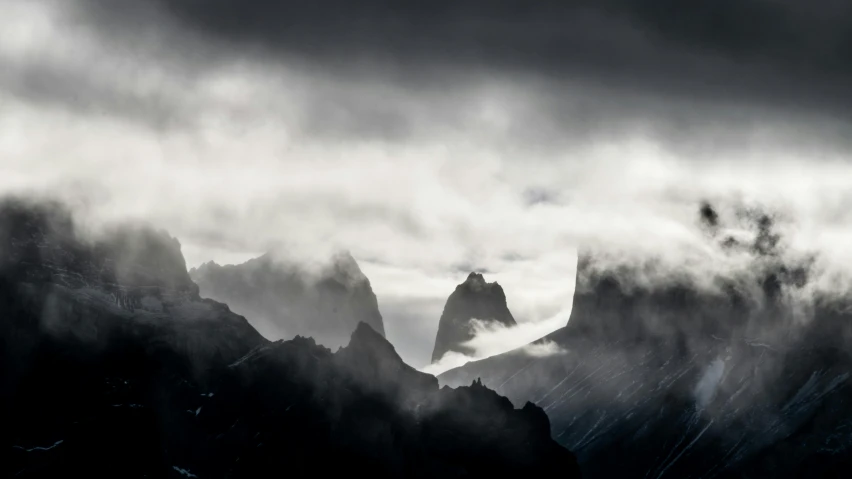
(76, 0), (852, 121)
(0, 55), (188, 130)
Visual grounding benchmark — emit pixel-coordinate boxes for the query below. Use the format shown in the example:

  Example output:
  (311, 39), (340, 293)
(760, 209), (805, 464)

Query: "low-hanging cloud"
(423, 314), (571, 375)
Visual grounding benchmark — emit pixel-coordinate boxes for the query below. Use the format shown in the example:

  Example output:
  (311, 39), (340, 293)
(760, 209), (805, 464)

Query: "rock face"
(1, 198), (580, 478)
(0, 198), (267, 388)
(189, 251), (385, 349)
(431, 273), (516, 363)
(440, 207), (852, 478)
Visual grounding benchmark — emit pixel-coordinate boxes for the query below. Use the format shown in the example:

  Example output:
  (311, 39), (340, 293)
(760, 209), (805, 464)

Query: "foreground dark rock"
(441, 209), (852, 478)
(431, 272), (516, 363)
(190, 251), (385, 350)
(211, 324), (578, 478)
(1, 198), (580, 478)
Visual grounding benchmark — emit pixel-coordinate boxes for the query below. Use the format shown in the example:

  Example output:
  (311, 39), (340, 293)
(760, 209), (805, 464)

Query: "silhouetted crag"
(431, 273), (516, 363)
(209, 324), (578, 478)
(442, 204), (852, 478)
(1, 198), (580, 478)
(190, 251), (385, 349)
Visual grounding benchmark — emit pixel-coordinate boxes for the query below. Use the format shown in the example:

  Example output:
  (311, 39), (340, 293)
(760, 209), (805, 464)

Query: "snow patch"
(172, 466), (198, 477)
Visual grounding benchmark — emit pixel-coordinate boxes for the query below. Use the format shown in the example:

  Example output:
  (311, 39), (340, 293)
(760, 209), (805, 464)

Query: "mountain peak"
(431, 273), (517, 363)
(347, 321), (397, 358)
(463, 271), (501, 291)
(337, 322), (438, 403)
(190, 251), (385, 348)
(326, 250), (368, 286)
(0, 197), (199, 296)
(466, 271), (485, 282)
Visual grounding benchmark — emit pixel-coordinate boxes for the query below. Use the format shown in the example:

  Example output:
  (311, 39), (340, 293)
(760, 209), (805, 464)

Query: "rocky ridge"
(190, 251), (385, 349)
(1, 197), (580, 478)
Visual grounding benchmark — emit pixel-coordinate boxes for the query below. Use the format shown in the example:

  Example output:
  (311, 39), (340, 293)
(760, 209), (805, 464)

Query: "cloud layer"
(76, 0), (852, 124)
(5, 0), (852, 367)
(424, 317), (571, 376)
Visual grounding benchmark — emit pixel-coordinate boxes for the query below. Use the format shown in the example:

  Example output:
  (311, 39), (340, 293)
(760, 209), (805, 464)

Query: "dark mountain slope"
(190, 251), (385, 349)
(1, 197), (580, 478)
(431, 272), (516, 363)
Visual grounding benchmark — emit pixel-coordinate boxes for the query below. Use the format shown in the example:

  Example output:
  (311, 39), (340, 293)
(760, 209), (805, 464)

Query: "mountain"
(189, 251), (385, 349)
(431, 272), (516, 363)
(440, 206), (852, 478)
(1, 197), (580, 478)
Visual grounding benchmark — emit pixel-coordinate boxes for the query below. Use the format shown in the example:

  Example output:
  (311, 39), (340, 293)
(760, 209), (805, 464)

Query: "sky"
(4, 0), (852, 369)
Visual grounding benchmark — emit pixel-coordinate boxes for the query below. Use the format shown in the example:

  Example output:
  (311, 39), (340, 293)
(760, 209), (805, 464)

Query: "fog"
(5, 0), (852, 368)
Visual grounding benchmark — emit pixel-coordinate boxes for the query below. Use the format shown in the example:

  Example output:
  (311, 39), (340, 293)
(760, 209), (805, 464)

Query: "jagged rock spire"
(431, 272), (517, 363)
